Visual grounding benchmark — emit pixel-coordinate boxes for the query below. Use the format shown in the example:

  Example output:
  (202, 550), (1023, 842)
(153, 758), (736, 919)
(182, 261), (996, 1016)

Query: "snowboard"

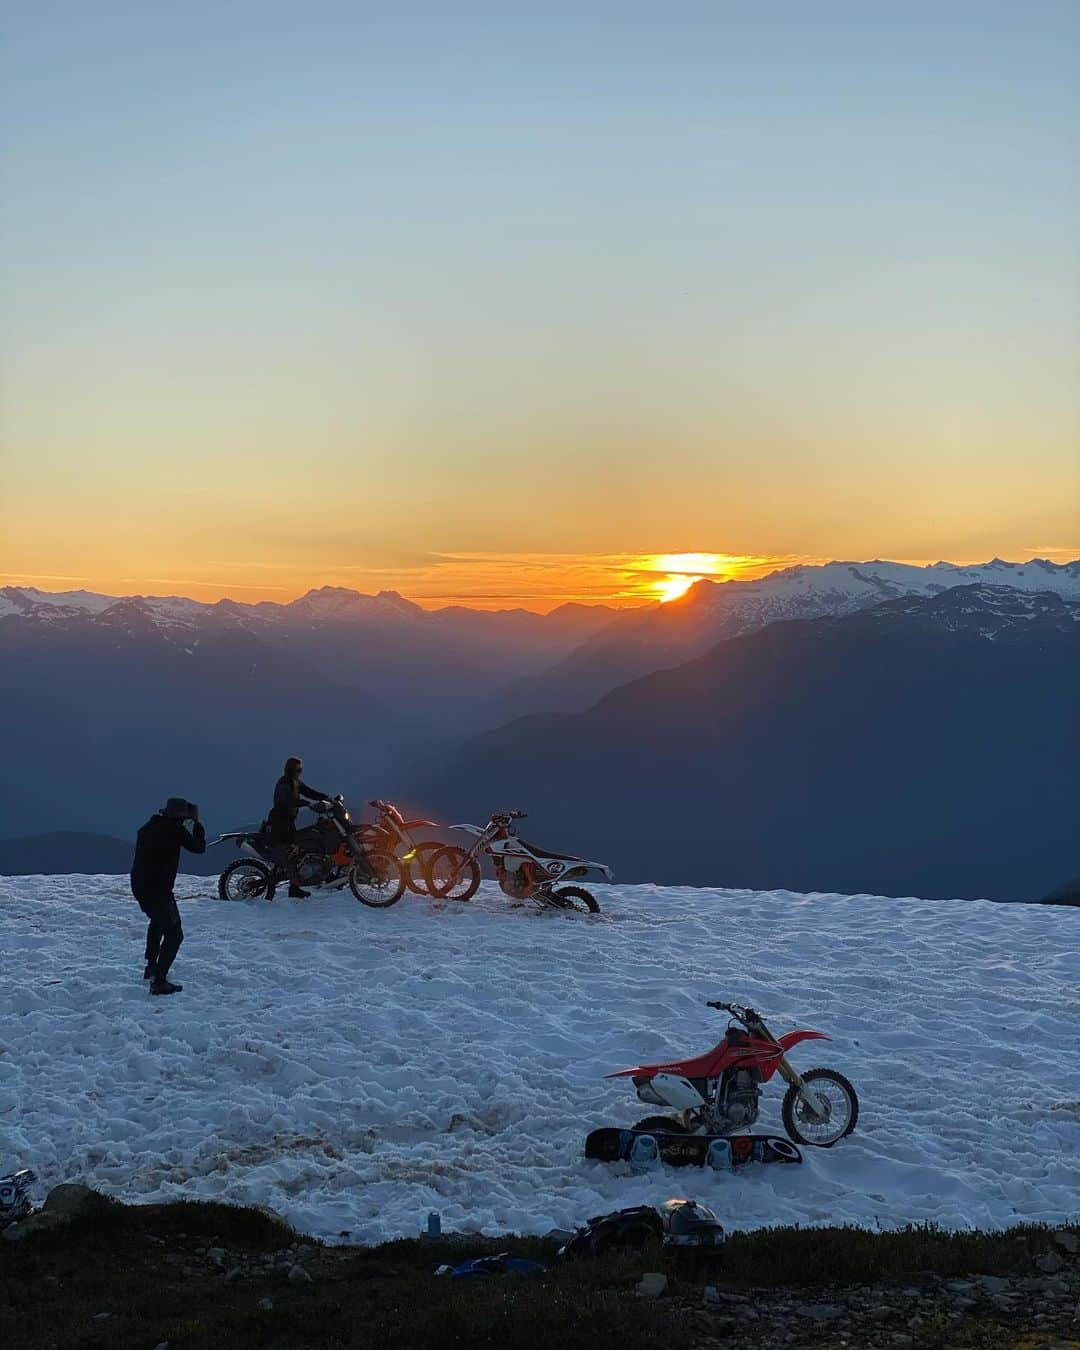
(584, 1128), (802, 1169)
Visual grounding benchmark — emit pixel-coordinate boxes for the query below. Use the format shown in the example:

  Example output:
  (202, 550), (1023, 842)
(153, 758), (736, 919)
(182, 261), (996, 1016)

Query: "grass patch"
(714, 1220), (1061, 1286)
(2, 1198), (1075, 1350)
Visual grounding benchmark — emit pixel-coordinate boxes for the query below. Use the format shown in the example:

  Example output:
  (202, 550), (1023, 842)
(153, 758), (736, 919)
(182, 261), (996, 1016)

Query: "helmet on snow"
(660, 1198), (724, 1246)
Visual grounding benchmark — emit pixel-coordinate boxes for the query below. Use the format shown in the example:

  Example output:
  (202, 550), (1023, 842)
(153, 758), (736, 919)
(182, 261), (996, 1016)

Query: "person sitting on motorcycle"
(268, 756), (330, 898)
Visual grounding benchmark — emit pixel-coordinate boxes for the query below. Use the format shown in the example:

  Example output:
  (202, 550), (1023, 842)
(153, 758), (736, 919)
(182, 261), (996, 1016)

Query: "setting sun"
(643, 553), (742, 603)
(656, 573), (700, 603)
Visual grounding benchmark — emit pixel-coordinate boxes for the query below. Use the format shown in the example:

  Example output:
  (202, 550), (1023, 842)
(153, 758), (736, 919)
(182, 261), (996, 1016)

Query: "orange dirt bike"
(425, 810), (611, 914)
(356, 799), (444, 895)
(215, 795), (406, 907)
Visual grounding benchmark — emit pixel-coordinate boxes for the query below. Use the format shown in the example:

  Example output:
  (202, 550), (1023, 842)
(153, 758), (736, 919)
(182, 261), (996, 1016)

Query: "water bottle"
(629, 1134), (659, 1172)
(426, 1210), (441, 1238)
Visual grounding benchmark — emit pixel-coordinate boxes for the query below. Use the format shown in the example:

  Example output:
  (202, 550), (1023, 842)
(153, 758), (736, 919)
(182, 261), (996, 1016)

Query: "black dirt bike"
(215, 795), (406, 908)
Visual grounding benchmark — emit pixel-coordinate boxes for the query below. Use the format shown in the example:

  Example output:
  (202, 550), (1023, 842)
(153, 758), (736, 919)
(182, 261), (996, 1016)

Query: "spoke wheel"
(426, 845), (481, 901)
(218, 860), (274, 901)
(546, 885), (599, 914)
(631, 1116), (687, 1134)
(781, 1068), (859, 1147)
(348, 849), (406, 908)
(406, 841), (442, 895)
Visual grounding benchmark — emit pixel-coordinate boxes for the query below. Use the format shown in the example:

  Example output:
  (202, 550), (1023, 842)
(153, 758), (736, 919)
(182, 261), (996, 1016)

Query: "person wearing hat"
(130, 798), (206, 995)
(267, 757), (330, 898)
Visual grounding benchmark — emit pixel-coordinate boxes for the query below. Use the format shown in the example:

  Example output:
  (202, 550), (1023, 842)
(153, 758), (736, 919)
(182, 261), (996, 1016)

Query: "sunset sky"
(2, 3), (1078, 610)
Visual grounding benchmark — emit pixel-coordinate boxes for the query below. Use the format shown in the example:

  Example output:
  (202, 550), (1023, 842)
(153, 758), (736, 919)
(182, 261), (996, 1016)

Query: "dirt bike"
(425, 810), (611, 914)
(215, 795), (406, 908)
(357, 799), (443, 895)
(607, 1000), (858, 1147)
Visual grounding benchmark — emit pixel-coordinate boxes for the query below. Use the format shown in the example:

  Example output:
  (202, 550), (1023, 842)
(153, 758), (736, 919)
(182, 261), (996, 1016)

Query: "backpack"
(557, 1205), (664, 1260)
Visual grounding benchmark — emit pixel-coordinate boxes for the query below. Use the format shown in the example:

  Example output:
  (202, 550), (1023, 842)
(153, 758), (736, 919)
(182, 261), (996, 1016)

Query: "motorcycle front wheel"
(405, 841), (442, 896)
(426, 845), (482, 901)
(218, 859), (275, 901)
(547, 885), (599, 914)
(348, 850), (406, 908)
(781, 1068), (859, 1147)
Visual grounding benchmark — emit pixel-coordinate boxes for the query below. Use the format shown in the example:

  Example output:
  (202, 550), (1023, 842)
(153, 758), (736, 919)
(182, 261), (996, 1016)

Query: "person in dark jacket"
(130, 798), (206, 995)
(268, 757), (329, 898)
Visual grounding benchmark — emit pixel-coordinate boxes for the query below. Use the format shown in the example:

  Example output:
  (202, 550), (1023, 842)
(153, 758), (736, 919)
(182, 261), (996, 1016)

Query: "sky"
(2, 2), (1078, 610)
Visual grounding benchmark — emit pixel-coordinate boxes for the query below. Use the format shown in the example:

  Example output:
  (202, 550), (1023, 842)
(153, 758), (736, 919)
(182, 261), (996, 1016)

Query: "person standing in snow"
(130, 798), (205, 996)
(267, 756), (330, 898)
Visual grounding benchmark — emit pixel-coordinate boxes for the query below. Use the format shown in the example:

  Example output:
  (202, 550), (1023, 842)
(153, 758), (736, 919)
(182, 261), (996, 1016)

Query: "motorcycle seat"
(518, 840), (582, 862)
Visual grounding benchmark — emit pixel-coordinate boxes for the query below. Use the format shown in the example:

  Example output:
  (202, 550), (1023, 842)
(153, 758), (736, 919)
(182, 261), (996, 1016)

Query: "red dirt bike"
(607, 1000), (858, 1147)
(357, 799), (444, 895)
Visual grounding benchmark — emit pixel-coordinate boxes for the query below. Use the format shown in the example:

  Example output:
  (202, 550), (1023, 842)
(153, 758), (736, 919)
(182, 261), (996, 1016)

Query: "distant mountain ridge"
(500, 557), (1080, 716)
(417, 585), (1080, 902)
(3, 560), (1078, 871)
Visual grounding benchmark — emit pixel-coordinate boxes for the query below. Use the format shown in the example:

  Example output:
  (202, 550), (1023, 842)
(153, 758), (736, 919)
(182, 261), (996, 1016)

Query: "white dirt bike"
(425, 810), (611, 914)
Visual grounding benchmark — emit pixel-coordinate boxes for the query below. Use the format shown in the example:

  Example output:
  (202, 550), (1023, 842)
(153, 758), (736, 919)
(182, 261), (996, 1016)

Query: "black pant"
(268, 815), (309, 887)
(134, 889), (184, 979)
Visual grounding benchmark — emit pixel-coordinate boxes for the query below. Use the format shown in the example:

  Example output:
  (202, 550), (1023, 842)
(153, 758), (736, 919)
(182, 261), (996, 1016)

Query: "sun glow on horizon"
(643, 552), (749, 603)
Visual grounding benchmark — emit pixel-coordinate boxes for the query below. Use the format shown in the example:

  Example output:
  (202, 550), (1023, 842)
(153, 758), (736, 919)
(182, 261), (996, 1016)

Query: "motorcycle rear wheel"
(218, 859), (275, 902)
(781, 1068), (859, 1147)
(426, 845), (482, 901)
(348, 850), (406, 908)
(548, 885), (599, 914)
(631, 1116), (687, 1134)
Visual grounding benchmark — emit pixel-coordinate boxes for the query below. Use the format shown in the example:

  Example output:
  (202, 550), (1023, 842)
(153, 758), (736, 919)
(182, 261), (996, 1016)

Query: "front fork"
(776, 1055), (827, 1118)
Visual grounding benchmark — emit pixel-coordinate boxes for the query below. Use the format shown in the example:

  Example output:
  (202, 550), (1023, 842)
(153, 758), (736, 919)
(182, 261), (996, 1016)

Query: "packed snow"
(1, 876), (1077, 1244)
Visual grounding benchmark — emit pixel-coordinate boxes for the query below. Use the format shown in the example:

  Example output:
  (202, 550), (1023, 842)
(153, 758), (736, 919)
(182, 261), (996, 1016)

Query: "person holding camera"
(130, 798), (206, 996)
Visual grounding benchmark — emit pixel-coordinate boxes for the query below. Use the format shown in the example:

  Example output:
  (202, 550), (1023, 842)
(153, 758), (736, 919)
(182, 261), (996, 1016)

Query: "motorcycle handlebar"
(707, 1000), (758, 1019)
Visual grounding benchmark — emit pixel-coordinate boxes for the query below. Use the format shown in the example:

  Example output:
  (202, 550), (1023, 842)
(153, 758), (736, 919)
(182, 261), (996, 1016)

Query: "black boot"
(288, 885), (310, 898)
(150, 977), (183, 996)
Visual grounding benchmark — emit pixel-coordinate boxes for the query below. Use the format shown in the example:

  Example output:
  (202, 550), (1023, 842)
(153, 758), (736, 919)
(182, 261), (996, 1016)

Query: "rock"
(43, 1184), (102, 1221)
(92, 1312), (111, 1322)
(258, 1298), (273, 1312)
(796, 1304), (843, 1322)
(1037, 1252), (1065, 1275)
(288, 1264), (313, 1285)
(225, 1267), (244, 1283)
(636, 1272), (667, 1299)
(702, 1286), (722, 1305)
(1054, 1231), (1079, 1255)
(978, 1276), (1012, 1294)
(946, 1280), (976, 1294)
(153, 1343), (169, 1350)
(545, 1228), (576, 1243)
(206, 1247), (227, 1267)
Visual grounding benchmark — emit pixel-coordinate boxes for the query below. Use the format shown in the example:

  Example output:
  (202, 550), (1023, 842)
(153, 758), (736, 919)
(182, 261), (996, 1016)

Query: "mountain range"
(417, 585), (1080, 902)
(2, 558), (1077, 897)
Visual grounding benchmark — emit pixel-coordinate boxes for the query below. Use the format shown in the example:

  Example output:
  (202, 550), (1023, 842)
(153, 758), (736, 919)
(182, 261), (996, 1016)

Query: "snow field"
(1, 875), (1077, 1243)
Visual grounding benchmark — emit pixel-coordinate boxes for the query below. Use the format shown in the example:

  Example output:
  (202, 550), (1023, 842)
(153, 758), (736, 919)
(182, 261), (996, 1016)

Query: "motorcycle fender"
(777, 1030), (831, 1051)
(640, 1073), (706, 1111)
